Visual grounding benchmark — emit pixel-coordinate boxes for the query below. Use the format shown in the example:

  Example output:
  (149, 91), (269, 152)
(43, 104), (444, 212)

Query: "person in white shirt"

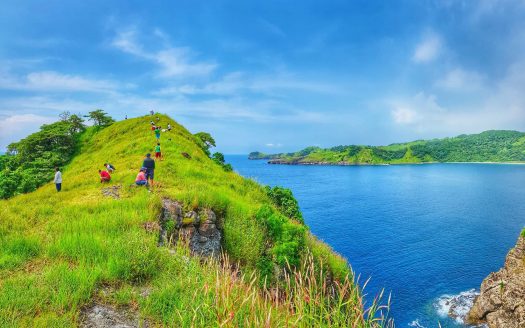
(54, 167), (62, 192)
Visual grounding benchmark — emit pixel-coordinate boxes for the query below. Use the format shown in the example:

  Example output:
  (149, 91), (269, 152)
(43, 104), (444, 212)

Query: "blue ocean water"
(226, 155), (525, 327)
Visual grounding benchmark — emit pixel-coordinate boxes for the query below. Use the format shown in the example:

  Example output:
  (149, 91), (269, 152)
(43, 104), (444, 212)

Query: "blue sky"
(1, 0), (525, 153)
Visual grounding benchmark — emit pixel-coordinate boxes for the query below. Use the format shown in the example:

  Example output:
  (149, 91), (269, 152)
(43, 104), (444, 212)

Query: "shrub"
(256, 206), (306, 269)
(265, 186), (303, 223)
(211, 152), (234, 172)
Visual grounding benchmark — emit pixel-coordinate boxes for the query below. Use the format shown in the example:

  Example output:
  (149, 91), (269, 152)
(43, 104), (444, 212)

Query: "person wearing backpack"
(104, 163), (116, 173)
(142, 153), (156, 186)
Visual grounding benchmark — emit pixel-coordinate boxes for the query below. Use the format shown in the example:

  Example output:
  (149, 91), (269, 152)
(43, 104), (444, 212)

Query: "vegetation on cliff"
(250, 130), (525, 165)
(0, 114), (390, 326)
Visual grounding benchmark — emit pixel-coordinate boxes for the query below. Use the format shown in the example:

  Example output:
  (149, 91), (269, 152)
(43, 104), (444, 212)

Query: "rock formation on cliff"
(159, 199), (222, 258)
(467, 232), (525, 327)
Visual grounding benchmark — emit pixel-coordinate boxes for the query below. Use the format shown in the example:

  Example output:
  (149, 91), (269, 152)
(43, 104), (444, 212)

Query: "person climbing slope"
(99, 169), (111, 183)
(142, 153), (155, 186)
(154, 126), (161, 141)
(104, 163), (116, 173)
(167, 123), (171, 132)
(155, 143), (162, 160)
(54, 167), (62, 192)
(134, 167), (148, 186)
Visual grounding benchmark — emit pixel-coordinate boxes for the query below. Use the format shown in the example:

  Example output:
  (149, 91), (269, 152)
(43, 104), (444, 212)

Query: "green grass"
(0, 114), (390, 326)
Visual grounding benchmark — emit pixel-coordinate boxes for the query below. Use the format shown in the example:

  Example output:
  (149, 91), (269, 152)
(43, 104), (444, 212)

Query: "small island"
(250, 130), (525, 165)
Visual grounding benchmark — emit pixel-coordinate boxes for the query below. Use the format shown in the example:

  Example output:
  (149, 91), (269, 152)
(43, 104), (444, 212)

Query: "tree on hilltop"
(85, 109), (114, 127)
(194, 132), (216, 156)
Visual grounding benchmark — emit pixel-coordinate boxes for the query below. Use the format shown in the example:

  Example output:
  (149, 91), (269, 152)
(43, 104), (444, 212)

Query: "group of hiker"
(53, 111), (171, 192)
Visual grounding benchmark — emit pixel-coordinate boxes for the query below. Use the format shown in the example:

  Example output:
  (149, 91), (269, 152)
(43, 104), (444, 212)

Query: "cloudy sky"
(1, 0), (525, 153)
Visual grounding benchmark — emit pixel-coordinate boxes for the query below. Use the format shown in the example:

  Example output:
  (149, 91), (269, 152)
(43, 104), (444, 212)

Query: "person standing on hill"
(154, 126), (161, 141)
(142, 153), (156, 186)
(155, 143), (162, 161)
(54, 167), (62, 192)
(167, 123), (172, 132)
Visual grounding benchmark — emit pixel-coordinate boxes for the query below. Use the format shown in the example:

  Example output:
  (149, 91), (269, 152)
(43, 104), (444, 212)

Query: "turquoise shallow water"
(226, 156), (525, 327)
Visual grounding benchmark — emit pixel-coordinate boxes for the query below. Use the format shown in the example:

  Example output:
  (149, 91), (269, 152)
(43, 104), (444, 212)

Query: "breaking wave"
(433, 289), (480, 324)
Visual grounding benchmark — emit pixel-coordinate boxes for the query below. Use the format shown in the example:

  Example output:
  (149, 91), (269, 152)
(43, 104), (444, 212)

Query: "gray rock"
(467, 234), (525, 327)
(101, 186), (121, 199)
(81, 304), (145, 328)
(159, 199), (222, 258)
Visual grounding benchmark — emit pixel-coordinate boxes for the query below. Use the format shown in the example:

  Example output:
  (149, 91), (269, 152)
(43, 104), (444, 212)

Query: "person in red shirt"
(99, 169), (111, 183)
(135, 167), (148, 186)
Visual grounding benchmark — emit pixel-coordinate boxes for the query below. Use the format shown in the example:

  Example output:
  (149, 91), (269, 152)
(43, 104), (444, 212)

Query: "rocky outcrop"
(81, 304), (144, 328)
(467, 233), (525, 327)
(159, 199), (222, 258)
(101, 185), (121, 199)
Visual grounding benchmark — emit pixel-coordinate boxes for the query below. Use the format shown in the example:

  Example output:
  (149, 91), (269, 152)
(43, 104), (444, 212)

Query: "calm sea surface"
(226, 155), (525, 327)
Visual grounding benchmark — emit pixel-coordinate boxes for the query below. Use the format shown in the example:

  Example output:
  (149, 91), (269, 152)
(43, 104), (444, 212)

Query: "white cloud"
(112, 28), (216, 78)
(0, 71), (122, 93)
(413, 33), (442, 63)
(154, 71), (345, 96)
(390, 92), (445, 129)
(435, 68), (485, 91)
(392, 107), (418, 124)
(0, 114), (55, 150)
(265, 143), (283, 147)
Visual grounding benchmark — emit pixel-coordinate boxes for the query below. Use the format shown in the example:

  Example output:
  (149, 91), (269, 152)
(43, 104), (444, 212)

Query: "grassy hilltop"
(0, 115), (389, 327)
(250, 130), (525, 165)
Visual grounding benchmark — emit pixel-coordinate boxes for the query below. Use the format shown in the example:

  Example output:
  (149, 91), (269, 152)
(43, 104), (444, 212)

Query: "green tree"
(67, 114), (86, 134)
(194, 132), (216, 148)
(265, 186), (304, 223)
(84, 109), (114, 127)
(194, 132), (216, 156)
(211, 152), (233, 172)
(1, 116), (85, 199)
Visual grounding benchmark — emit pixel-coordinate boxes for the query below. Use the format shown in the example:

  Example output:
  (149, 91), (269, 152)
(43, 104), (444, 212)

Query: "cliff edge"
(467, 231), (525, 327)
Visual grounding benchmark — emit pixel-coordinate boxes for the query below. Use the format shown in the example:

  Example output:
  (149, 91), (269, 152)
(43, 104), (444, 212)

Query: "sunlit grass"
(0, 114), (390, 326)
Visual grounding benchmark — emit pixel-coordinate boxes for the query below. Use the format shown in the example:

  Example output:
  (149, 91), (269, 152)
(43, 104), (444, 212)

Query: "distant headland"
(249, 130), (525, 165)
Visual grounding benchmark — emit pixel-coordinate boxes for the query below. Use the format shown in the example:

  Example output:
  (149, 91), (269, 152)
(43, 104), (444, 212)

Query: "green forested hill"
(0, 114), (389, 327)
(250, 130), (525, 165)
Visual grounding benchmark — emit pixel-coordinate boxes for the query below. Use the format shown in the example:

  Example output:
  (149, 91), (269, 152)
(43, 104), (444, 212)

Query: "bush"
(265, 186), (303, 223)
(211, 152), (233, 172)
(256, 206), (306, 269)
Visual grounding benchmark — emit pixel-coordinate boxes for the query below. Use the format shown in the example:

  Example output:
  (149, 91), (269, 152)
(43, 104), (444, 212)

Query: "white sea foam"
(408, 319), (426, 327)
(433, 289), (479, 324)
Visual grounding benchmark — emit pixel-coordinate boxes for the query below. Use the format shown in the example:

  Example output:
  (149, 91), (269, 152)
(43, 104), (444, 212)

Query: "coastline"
(255, 159), (525, 166)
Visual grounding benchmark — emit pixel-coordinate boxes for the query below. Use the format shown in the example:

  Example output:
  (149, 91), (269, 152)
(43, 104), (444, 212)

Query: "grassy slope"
(0, 115), (375, 327)
(252, 130), (525, 164)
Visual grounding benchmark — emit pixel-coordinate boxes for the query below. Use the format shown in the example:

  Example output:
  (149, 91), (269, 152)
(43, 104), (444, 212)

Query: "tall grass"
(0, 114), (392, 326)
(142, 244), (392, 327)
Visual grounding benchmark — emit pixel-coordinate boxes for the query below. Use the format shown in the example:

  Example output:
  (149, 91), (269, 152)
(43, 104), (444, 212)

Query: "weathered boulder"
(159, 199), (222, 258)
(467, 233), (525, 327)
(81, 304), (143, 328)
